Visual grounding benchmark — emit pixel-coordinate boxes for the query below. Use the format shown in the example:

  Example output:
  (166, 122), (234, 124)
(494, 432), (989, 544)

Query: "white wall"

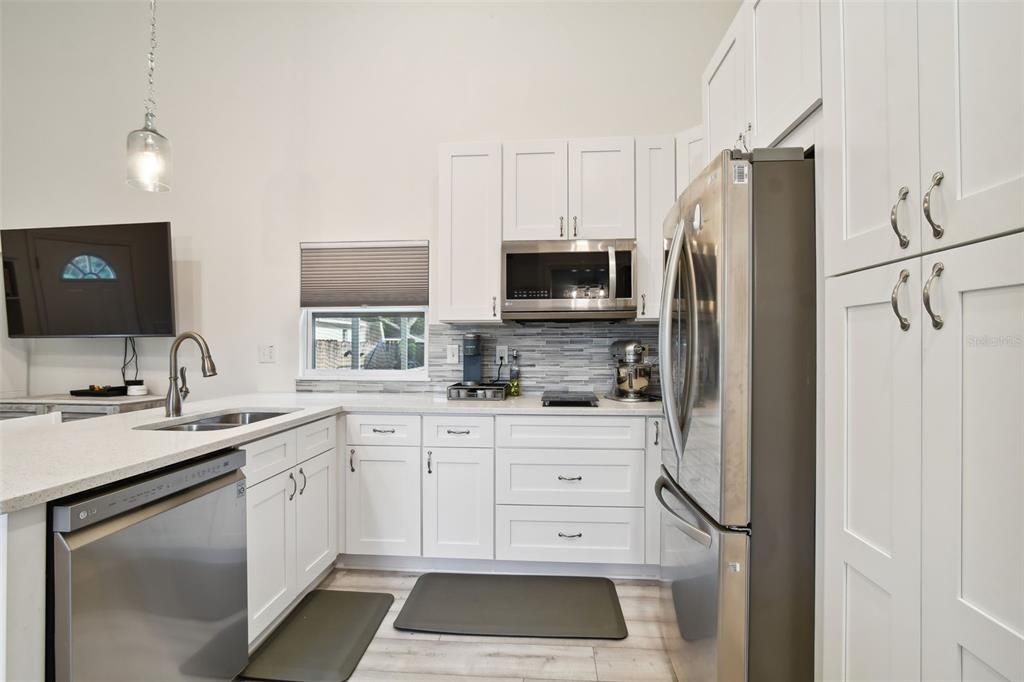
(1, 1), (738, 398)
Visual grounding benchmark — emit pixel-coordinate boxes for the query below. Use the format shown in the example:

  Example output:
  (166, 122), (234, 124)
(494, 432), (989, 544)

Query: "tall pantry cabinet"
(822, 1), (1024, 680)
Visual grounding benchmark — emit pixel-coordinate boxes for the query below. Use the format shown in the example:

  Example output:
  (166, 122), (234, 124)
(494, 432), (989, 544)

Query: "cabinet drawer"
(496, 415), (645, 449)
(297, 417), (337, 462)
(346, 414), (421, 446)
(496, 448), (643, 507)
(495, 505), (644, 564)
(242, 431), (298, 487)
(423, 415), (494, 448)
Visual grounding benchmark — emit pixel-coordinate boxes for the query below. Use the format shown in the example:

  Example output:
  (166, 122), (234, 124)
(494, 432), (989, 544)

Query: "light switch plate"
(258, 344), (277, 364)
(495, 345), (509, 365)
(446, 344), (460, 364)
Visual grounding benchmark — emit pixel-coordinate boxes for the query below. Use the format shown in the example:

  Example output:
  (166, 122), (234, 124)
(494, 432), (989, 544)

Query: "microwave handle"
(607, 246), (617, 299)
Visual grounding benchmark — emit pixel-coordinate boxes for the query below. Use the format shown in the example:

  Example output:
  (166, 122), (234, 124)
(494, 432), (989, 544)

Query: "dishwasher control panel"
(52, 449), (246, 532)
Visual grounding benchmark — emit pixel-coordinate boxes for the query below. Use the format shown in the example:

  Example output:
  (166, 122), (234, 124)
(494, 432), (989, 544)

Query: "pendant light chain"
(144, 0), (158, 122)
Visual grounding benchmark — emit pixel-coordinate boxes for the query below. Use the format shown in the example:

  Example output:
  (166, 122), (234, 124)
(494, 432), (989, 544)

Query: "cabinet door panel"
(437, 143), (503, 322)
(751, 0), (821, 147)
(703, 3), (752, 158)
(823, 260), (922, 681)
(822, 0), (921, 275)
(422, 447), (494, 560)
(922, 233), (1024, 682)
(345, 445), (421, 556)
(918, 1), (1024, 251)
(675, 126), (706, 196)
(296, 449), (337, 586)
(503, 140), (567, 241)
(246, 471), (297, 642)
(568, 137), (635, 240)
(635, 136), (676, 320)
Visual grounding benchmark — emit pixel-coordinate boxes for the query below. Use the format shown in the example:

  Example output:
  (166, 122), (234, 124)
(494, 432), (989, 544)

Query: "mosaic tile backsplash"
(296, 321), (659, 395)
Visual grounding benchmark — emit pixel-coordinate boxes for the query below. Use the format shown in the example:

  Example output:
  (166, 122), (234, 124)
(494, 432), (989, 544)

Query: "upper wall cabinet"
(822, 0), (921, 276)
(502, 140), (568, 241)
(702, 0), (823, 157)
(635, 136), (677, 321)
(703, 3), (753, 159)
(675, 126), (707, 196)
(749, 0), (821, 148)
(503, 138), (635, 241)
(917, 0), (1024, 252)
(437, 143), (503, 322)
(823, 0), (1023, 276)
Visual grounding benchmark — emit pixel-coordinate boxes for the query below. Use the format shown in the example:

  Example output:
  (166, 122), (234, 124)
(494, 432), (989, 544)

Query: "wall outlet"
(495, 345), (509, 365)
(258, 344), (277, 364)
(446, 344), (460, 364)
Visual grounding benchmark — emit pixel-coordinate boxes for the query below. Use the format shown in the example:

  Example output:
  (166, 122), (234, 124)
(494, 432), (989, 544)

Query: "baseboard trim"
(335, 554), (661, 581)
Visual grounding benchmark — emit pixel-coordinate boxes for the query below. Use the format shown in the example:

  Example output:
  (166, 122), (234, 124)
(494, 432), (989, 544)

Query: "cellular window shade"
(300, 242), (429, 307)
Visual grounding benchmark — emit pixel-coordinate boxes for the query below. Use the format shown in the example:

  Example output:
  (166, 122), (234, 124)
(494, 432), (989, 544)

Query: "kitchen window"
(299, 241), (429, 380)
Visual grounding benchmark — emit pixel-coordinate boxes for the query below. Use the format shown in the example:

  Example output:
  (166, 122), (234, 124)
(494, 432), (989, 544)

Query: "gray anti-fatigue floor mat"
(393, 572), (628, 639)
(239, 589), (394, 682)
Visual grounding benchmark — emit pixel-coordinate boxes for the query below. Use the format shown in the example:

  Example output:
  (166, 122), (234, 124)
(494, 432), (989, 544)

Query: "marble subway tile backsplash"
(296, 321), (659, 395)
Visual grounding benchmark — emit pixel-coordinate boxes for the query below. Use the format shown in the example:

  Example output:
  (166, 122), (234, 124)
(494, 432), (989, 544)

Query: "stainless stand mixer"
(606, 340), (656, 402)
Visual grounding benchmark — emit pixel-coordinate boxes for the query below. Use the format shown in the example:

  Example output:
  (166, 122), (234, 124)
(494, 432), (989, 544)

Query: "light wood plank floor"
(318, 568), (676, 682)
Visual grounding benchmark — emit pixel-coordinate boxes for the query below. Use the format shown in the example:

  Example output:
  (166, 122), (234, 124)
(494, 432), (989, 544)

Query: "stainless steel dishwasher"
(51, 450), (248, 682)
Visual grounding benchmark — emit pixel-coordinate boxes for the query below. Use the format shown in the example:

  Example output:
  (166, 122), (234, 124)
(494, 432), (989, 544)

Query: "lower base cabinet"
(423, 447), (494, 559)
(345, 445), (421, 557)
(247, 448), (337, 643)
(495, 505), (644, 564)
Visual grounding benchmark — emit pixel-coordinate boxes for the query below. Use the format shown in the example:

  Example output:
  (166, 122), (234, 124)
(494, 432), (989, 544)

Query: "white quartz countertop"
(0, 391), (661, 514)
(0, 393), (164, 406)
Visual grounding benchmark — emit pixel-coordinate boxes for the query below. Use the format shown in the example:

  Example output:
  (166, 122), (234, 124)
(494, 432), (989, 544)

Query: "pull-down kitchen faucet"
(166, 331), (217, 417)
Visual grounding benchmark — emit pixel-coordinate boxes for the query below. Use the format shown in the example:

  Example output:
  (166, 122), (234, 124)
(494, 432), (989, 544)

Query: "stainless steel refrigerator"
(655, 149), (816, 681)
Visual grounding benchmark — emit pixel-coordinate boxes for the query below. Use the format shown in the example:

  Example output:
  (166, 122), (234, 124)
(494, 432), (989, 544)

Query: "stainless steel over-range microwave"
(501, 239), (637, 320)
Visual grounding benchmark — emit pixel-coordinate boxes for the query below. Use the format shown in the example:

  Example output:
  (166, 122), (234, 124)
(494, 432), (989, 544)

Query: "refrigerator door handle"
(655, 474), (713, 548)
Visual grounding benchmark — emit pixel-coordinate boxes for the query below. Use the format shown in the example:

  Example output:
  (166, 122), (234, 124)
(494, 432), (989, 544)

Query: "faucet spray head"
(201, 354), (217, 377)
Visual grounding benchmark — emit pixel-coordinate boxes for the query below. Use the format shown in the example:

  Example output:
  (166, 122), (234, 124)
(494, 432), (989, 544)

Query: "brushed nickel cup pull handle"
(298, 468), (307, 495)
(891, 269), (911, 332)
(923, 171), (944, 239)
(288, 472), (297, 500)
(923, 262), (945, 330)
(446, 429), (471, 435)
(349, 449), (356, 472)
(573, 216), (578, 238)
(654, 420), (660, 445)
(641, 293), (646, 315)
(427, 451), (432, 474)
(491, 296), (497, 317)
(890, 186), (910, 248)
(372, 427), (396, 434)
(559, 216), (565, 238)
(557, 475), (583, 481)
(558, 532), (583, 539)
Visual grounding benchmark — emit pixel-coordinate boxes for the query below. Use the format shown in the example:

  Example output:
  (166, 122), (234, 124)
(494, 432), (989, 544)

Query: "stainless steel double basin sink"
(135, 409), (298, 432)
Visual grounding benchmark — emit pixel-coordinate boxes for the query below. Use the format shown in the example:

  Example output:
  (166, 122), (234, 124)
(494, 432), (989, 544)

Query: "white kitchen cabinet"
(917, 1), (1024, 252)
(496, 415), (646, 450)
(821, 0), (921, 277)
(503, 140), (568, 241)
(823, 260), (923, 681)
(749, 0), (821, 148)
(921, 233), (1024, 682)
(674, 126), (705, 196)
(437, 143), (503, 322)
(422, 447), (494, 560)
(495, 505), (644, 565)
(635, 136), (676, 320)
(495, 448), (644, 508)
(567, 137), (635, 240)
(702, 2), (753, 159)
(246, 469), (298, 641)
(644, 418), (664, 565)
(345, 444), (421, 556)
(241, 430), (298, 487)
(295, 449), (337, 586)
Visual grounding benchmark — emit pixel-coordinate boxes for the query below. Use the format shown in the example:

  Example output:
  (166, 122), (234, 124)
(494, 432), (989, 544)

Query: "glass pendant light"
(126, 0), (171, 192)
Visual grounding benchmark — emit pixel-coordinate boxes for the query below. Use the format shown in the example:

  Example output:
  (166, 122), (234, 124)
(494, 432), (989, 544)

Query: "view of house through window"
(311, 311), (425, 371)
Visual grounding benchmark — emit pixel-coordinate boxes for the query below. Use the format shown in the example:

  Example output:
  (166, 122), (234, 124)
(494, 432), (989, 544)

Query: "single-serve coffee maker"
(606, 339), (655, 402)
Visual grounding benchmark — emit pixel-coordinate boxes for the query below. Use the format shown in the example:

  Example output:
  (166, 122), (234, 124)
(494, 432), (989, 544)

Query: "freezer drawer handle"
(558, 532), (583, 539)
(655, 475), (713, 548)
(557, 475), (583, 482)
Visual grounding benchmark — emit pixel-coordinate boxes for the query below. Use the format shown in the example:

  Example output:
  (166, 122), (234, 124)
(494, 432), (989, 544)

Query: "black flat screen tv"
(1, 222), (175, 338)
